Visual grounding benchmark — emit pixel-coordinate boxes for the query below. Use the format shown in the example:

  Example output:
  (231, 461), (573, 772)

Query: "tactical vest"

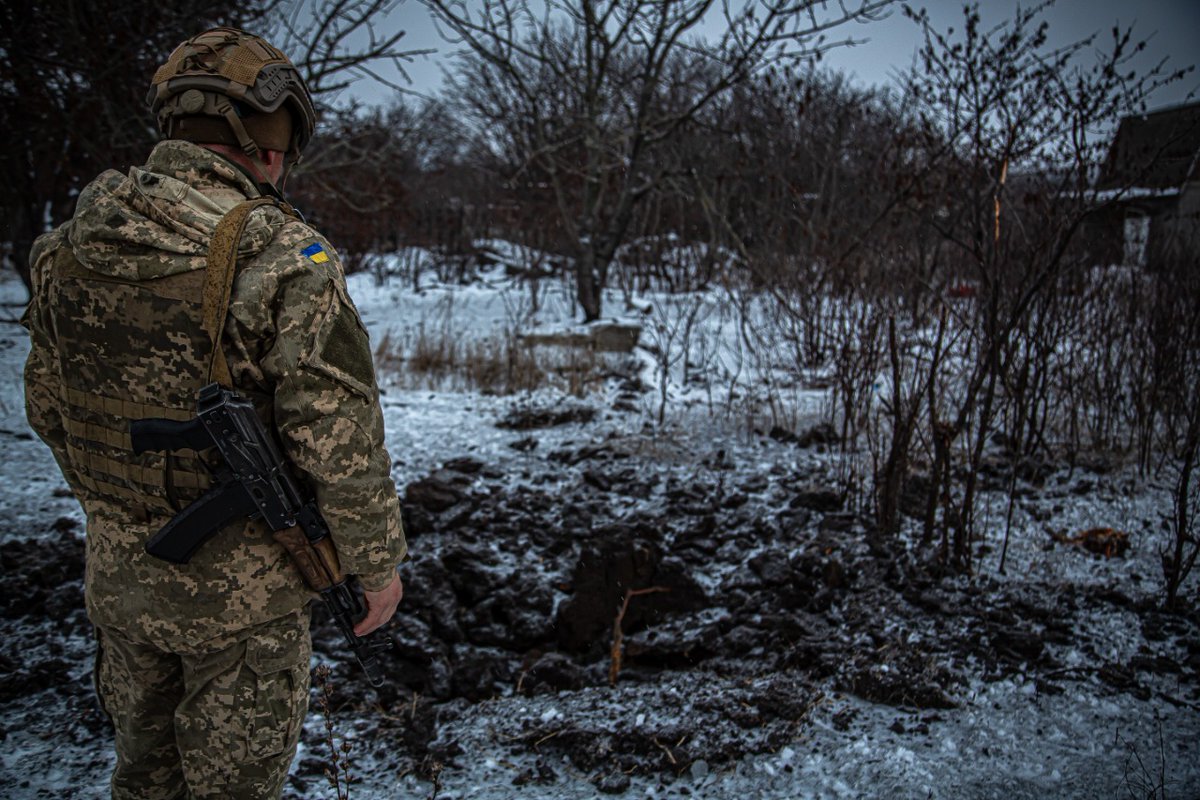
(49, 198), (287, 515)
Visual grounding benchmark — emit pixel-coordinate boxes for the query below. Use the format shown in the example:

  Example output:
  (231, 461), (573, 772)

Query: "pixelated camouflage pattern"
(97, 609), (311, 799)
(23, 139), (406, 651)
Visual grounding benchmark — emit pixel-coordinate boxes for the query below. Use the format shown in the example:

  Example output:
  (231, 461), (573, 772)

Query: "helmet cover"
(148, 27), (316, 163)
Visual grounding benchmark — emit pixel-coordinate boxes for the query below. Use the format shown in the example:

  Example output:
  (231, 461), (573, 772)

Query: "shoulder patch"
(301, 242), (330, 264)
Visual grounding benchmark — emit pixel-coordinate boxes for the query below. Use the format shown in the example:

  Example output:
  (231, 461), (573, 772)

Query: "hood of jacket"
(65, 140), (286, 281)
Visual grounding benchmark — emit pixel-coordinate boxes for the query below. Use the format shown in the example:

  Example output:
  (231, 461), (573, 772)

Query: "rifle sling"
(202, 197), (297, 387)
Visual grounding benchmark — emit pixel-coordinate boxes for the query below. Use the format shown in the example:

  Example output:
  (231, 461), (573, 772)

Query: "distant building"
(1091, 101), (1200, 269)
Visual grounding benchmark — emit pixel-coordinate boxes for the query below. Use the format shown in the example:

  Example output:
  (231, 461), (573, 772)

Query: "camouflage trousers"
(94, 608), (311, 800)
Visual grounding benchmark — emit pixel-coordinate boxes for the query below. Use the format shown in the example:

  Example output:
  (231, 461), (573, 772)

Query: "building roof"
(1096, 101), (1200, 190)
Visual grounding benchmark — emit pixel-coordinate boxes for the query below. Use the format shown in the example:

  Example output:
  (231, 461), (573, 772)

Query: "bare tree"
(645, 290), (712, 425)
(0, 0), (268, 287)
(1162, 393), (1200, 610)
(1, 0), (428, 288)
(289, 96), (469, 264)
(425, 0), (892, 321)
(271, 0), (434, 104)
(1146, 240), (1200, 609)
(898, 2), (1188, 569)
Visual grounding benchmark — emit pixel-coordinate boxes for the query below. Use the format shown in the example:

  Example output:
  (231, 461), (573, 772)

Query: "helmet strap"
(215, 100), (260, 158)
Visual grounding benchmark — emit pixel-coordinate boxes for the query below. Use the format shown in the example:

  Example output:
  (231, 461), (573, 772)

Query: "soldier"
(21, 27), (407, 799)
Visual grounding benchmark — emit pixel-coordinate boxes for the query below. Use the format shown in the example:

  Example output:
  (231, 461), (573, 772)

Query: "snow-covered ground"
(1, 258), (1197, 799)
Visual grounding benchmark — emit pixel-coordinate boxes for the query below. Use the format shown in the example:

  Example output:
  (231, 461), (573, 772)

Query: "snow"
(1, 254), (1197, 799)
(0, 275), (87, 541)
(1091, 186), (1182, 201)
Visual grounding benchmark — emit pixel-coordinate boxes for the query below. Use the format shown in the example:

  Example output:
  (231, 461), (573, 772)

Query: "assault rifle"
(130, 383), (389, 686)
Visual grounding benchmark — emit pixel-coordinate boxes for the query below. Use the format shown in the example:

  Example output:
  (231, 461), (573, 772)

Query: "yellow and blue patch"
(301, 242), (330, 264)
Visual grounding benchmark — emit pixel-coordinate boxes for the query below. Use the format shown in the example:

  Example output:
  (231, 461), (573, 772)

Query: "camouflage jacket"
(23, 140), (406, 651)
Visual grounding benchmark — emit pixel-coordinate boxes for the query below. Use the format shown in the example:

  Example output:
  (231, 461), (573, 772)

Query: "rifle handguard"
(272, 527), (345, 591)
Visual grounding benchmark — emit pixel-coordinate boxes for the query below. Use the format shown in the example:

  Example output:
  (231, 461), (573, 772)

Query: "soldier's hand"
(354, 573), (403, 636)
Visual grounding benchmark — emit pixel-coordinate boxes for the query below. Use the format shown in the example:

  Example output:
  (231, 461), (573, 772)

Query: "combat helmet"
(147, 27), (316, 168)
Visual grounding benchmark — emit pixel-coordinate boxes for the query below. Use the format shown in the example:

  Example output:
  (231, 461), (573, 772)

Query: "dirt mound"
(497, 401), (596, 430)
(0, 534), (86, 623)
(300, 449), (1189, 793)
(497, 672), (819, 785)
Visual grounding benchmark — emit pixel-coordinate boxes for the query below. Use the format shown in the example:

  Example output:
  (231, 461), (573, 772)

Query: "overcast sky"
(342, 0), (1199, 110)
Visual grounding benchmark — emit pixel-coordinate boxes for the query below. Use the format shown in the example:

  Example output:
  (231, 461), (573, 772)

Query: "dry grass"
(374, 325), (611, 397)
(410, 324), (460, 376)
(462, 336), (546, 395)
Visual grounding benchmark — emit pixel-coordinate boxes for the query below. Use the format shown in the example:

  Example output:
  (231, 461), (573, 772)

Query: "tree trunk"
(576, 248), (602, 322)
(10, 237), (34, 290)
(1165, 409), (1199, 610)
(8, 199), (38, 290)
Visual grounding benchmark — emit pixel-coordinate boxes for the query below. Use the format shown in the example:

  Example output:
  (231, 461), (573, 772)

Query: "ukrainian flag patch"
(302, 242), (330, 264)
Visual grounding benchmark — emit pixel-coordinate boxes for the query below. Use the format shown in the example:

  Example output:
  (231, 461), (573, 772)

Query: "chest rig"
(50, 198), (296, 516)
